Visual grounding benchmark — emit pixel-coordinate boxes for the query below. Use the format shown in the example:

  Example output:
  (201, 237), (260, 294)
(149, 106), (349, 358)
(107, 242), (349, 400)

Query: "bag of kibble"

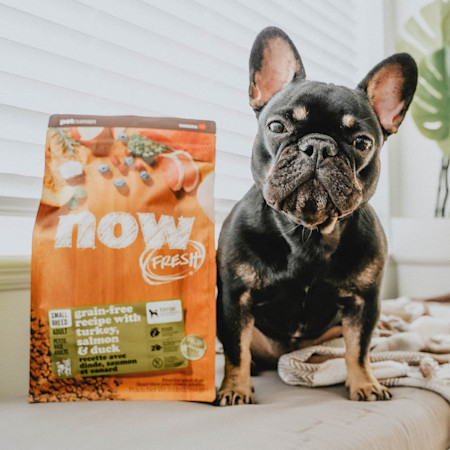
(30, 115), (216, 402)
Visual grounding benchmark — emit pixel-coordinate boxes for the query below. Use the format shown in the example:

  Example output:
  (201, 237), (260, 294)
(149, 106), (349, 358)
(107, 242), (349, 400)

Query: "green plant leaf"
(411, 48), (449, 141)
(405, 17), (436, 53)
(420, 0), (446, 46)
(396, 0), (450, 155)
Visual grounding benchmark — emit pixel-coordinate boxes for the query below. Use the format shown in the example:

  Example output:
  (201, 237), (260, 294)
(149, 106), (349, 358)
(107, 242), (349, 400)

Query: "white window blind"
(0, 0), (384, 256)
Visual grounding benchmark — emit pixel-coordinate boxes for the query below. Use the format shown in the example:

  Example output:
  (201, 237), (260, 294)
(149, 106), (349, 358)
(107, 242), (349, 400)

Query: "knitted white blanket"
(278, 296), (450, 403)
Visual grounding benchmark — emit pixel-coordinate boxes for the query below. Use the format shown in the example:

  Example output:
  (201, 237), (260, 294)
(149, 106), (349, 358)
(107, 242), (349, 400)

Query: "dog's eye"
(353, 136), (373, 151)
(268, 121), (286, 133)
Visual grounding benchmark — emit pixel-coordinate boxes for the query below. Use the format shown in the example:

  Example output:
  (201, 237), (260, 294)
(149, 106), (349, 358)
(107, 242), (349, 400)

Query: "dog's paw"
(347, 380), (392, 401)
(215, 389), (255, 406)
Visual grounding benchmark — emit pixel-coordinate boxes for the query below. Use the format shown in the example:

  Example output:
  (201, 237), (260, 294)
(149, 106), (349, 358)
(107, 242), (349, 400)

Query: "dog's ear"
(249, 27), (305, 112)
(358, 53), (417, 136)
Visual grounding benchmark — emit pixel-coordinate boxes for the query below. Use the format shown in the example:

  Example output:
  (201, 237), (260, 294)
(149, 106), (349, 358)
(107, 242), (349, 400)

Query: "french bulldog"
(216, 27), (417, 405)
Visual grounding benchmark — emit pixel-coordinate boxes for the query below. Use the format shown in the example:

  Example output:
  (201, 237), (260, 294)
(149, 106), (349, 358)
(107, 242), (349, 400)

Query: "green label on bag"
(48, 299), (187, 378)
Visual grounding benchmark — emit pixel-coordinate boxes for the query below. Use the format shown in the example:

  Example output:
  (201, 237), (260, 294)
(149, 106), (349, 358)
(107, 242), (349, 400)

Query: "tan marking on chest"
(235, 263), (267, 289)
(239, 290), (252, 309)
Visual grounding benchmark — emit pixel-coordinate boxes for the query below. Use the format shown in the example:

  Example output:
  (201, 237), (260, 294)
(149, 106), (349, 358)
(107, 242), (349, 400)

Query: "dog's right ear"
(249, 27), (305, 112)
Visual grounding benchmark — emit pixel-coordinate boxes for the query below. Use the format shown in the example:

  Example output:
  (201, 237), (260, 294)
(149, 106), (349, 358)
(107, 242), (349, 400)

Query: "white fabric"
(278, 298), (450, 403)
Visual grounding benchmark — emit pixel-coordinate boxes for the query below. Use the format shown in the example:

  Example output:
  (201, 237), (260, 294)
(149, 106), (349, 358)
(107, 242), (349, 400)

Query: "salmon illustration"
(158, 153), (185, 191)
(174, 150), (200, 192)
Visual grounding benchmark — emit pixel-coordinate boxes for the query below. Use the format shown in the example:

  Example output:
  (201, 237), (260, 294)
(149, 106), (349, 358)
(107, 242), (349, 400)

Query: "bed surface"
(1, 354), (449, 450)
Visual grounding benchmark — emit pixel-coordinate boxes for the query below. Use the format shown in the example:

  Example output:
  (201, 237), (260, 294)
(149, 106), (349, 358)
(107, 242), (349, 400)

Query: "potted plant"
(391, 0), (450, 297)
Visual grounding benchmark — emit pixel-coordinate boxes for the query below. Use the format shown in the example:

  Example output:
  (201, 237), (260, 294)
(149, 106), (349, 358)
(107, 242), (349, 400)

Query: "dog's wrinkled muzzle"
(297, 134), (339, 165)
(262, 132), (363, 231)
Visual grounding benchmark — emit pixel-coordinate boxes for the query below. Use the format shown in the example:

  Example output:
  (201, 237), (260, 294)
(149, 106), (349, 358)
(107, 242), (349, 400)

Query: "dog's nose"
(298, 134), (338, 160)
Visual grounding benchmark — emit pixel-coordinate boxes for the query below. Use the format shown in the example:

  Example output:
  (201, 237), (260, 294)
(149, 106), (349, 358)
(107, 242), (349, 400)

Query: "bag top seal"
(48, 115), (216, 134)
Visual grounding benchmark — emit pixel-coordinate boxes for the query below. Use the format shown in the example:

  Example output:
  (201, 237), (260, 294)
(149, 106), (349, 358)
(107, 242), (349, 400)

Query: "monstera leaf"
(397, 0), (450, 156)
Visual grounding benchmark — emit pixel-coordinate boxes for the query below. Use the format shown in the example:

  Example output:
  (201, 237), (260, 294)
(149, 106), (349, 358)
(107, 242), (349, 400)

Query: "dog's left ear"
(358, 53), (418, 135)
(249, 27), (306, 112)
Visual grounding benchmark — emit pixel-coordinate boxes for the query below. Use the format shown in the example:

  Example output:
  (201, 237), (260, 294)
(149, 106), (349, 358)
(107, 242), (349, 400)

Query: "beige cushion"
(1, 355), (449, 450)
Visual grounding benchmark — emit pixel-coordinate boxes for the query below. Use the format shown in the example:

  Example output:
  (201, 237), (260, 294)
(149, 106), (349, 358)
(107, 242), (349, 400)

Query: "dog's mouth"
(278, 179), (338, 229)
(267, 181), (338, 234)
(263, 147), (363, 232)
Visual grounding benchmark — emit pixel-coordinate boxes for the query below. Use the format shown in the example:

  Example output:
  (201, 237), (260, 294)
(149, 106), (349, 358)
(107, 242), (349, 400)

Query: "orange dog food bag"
(30, 115), (216, 402)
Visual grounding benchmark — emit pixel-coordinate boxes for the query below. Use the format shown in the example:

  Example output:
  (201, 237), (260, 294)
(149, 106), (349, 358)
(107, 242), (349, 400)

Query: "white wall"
(385, 0), (443, 219)
(0, 289), (30, 398)
(382, 0), (450, 298)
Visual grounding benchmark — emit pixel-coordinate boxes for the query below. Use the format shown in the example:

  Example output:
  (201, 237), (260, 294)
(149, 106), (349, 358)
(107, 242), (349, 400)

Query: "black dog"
(216, 27), (417, 405)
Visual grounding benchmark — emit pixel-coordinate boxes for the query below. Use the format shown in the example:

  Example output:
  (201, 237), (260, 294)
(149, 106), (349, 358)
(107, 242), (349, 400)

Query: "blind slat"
(0, 174), (43, 199)
(0, 139), (44, 177)
(0, 105), (48, 145)
(142, 0), (257, 49)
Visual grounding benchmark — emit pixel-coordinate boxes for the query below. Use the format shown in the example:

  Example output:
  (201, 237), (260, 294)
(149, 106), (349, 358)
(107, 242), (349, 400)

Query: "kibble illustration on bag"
(30, 115), (216, 402)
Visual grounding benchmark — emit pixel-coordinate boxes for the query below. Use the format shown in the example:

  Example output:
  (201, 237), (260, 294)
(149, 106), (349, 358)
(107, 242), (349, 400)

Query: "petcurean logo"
(54, 211), (205, 285)
(59, 119), (97, 126)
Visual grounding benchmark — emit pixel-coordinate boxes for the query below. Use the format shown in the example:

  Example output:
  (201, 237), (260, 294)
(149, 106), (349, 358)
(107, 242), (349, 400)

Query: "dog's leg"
(216, 287), (255, 406)
(342, 294), (391, 401)
(217, 318), (255, 406)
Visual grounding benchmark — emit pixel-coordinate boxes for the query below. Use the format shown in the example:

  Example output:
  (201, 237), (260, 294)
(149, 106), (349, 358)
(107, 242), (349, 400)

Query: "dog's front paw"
(215, 388), (255, 406)
(347, 379), (392, 401)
